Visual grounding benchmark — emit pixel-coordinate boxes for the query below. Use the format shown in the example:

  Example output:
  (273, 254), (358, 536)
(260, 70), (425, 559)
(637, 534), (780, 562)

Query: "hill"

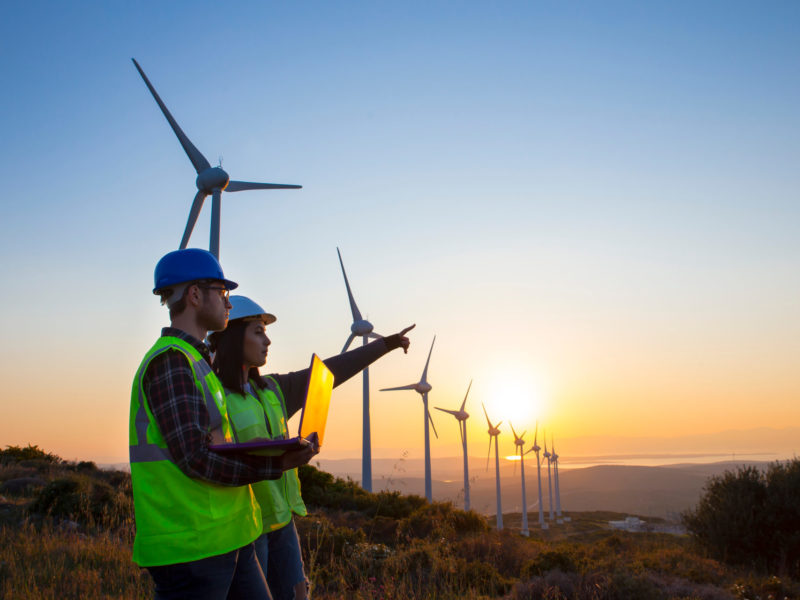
(317, 457), (768, 519)
(3, 445), (799, 599)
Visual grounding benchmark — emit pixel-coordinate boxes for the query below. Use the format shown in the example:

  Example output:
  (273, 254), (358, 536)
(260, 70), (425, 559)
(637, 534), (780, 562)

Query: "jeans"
(254, 520), (309, 600)
(147, 542), (271, 600)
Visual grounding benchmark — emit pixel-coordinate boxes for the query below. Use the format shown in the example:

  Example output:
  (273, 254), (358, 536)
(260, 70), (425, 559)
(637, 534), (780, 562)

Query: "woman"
(210, 295), (413, 600)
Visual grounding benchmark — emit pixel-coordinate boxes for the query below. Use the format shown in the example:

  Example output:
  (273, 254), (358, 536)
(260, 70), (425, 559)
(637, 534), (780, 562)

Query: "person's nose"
(264, 335), (271, 347)
(225, 297), (232, 310)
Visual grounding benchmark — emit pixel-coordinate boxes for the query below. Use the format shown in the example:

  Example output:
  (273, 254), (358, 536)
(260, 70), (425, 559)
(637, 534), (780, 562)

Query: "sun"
(483, 371), (547, 434)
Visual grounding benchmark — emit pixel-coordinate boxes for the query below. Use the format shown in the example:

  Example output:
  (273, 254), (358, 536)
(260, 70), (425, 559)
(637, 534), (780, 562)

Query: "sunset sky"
(1, 2), (798, 465)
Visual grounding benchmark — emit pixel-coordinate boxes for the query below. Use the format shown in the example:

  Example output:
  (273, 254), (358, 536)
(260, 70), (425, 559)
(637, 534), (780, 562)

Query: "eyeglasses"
(198, 285), (230, 301)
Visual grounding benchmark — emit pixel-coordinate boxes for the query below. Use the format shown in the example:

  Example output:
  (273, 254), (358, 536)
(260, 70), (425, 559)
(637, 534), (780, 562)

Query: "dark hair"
(210, 319), (265, 394)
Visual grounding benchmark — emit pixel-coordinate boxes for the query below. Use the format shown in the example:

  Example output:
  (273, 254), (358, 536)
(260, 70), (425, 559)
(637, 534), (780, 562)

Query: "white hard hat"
(228, 295), (277, 325)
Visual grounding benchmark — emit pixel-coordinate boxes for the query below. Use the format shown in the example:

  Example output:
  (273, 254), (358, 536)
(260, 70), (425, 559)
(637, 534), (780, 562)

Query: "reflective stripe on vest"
(225, 377), (307, 530)
(129, 336), (261, 566)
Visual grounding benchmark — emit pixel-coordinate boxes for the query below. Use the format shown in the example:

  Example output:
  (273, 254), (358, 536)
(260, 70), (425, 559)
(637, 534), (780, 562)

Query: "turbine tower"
(531, 424), (547, 529)
(435, 380), (472, 511)
(552, 436), (569, 523)
(544, 432), (555, 523)
(132, 58), (301, 258)
(482, 403), (503, 530)
(380, 337), (438, 502)
(510, 424), (530, 537)
(337, 248), (383, 492)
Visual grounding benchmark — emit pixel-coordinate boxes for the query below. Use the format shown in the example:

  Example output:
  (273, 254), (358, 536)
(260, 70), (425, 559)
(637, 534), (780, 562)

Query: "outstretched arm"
(270, 325), (415, 418)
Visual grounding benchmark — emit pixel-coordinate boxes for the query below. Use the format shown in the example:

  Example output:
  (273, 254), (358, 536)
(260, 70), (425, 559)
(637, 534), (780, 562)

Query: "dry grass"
(0, 520), (152, 599)
(3, 447), (800, 599)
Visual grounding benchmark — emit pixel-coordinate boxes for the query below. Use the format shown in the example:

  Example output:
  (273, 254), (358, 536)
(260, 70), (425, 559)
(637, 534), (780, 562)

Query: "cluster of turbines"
(133, 58), (565, 535)
(338, 249), (568, 534)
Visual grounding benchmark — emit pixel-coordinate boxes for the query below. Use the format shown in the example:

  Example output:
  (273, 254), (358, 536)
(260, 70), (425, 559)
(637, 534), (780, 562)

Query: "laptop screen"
(298, 354), (334, 446)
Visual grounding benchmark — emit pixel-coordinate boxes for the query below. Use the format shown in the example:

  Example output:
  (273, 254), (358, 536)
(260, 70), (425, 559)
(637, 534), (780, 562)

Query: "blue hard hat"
(153, 248), (238, 293)
(228, 295), (277, 324)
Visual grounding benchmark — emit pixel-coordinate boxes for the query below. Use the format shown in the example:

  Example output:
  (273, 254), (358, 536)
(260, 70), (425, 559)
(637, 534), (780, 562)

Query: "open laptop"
(210, 353), (334, 456)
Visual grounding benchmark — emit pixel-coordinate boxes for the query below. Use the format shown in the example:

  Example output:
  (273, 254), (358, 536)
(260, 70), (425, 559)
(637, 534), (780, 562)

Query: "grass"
(2, 446), (800, 599)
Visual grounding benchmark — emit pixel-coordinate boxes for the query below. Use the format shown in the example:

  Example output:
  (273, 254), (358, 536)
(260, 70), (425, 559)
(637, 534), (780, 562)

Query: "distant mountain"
(318, 458), (768, 520)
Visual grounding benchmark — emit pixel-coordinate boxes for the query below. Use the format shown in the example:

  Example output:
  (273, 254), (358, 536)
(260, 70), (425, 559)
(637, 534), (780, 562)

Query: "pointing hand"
(397, 324), (415, 353)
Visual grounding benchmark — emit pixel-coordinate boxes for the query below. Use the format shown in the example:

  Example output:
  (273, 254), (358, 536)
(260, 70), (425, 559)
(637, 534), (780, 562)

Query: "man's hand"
(278, 440), (320, 472)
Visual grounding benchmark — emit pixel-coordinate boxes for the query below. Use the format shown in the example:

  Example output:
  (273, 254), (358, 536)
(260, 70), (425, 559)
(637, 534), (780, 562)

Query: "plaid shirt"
(142, 327), (282, 485)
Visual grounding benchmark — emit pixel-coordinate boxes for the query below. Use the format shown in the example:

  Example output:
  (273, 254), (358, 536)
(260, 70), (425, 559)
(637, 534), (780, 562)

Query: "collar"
(161, 327), (212, 362)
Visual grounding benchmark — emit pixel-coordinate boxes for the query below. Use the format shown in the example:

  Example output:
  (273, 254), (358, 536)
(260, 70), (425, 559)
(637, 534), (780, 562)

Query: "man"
(129, 248), (316, 599)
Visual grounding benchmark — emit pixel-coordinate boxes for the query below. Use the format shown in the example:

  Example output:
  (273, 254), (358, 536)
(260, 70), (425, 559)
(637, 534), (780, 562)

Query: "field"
(1, 446), (798, 599)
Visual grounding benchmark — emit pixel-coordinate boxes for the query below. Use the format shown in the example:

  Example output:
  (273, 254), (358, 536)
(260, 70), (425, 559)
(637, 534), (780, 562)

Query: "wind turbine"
(337, 247), (383, 492)
(552, 436), (569, 523)
(132, 58), (301, 259)
(531, 424), (547, 529)
(380, 337), (438, 502)
(435, 380), (472, 511)
(482, 403), (503, 530)
(510, 424), (530, 536)
(544, 432), (555, 523)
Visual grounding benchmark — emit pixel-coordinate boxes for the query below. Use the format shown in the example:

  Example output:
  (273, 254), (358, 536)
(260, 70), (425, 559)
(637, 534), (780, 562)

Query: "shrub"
(0, 444), (61, 464)
(523, 548), (580, 578)
(28, 475), (133, 530)
(684, 459), (800, 576)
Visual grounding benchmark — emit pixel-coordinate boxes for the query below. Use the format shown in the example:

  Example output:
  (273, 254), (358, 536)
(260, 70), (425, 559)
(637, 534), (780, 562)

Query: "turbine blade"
(367, 332), (383, 340)
(225, 181), (302, 192)
(341, 333), (356, 354)
(434, 407), (458, 416)
(336, 248), (363, 322)
(179, 190), (208, 249)
(460, 379), (472, 411)
(131, 59), (211, 174)
(481, 402), (492, 428)
(380, 384), (417, 392)
(420, 336), (436, 383)
(485, 437), (491, 471)
(534, 422), (539, 447)
(510, 423), (518, 441)
(427, 408), (439, 439)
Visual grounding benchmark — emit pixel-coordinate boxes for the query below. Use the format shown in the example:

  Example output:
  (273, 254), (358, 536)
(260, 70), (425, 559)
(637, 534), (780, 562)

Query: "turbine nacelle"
(436, 407), (469, 421)
(532, 443), (541, 453)
(416, 382), (432, 394)
(350, 319), (374, 336)
(196, 167), (230, 192)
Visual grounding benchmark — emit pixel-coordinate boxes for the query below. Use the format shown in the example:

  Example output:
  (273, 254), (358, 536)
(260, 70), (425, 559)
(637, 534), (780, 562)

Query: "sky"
(0, 1), (798, 466)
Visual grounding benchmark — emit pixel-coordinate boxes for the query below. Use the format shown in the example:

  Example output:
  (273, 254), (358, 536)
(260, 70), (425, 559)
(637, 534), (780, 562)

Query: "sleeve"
(269, 335), (399, 419)
(143, 350), (284, 485)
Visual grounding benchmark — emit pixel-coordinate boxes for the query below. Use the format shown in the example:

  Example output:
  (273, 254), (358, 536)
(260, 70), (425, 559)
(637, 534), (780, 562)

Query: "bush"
(684, 459), (800, 576)
(28, 475), (133, 530)
(0, 444), (61, 464)
(523, 548), (580, 578)
(298, 464), (427, 519)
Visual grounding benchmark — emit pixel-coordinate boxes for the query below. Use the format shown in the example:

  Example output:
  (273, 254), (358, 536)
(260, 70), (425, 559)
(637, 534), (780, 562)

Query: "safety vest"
(129, 336), (262, 566)
(225, 377), (307, 531)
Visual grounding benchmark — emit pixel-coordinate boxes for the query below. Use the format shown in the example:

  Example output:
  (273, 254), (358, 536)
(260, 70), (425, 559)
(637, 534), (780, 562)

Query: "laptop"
(210, 353), (334, 456)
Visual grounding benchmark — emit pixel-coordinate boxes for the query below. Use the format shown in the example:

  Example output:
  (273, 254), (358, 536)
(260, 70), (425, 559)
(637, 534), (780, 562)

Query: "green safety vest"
(129, 336), (262, 566)
(226, 377), (307, 531)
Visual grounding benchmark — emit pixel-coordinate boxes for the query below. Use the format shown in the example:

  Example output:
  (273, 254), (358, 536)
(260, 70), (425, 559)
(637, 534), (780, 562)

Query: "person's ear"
(187, 284), (202, 308)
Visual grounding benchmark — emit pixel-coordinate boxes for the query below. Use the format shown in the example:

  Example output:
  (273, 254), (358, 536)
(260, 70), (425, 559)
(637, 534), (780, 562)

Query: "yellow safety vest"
(226, 377), (307, 531)
(129, 336), (261, 566)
